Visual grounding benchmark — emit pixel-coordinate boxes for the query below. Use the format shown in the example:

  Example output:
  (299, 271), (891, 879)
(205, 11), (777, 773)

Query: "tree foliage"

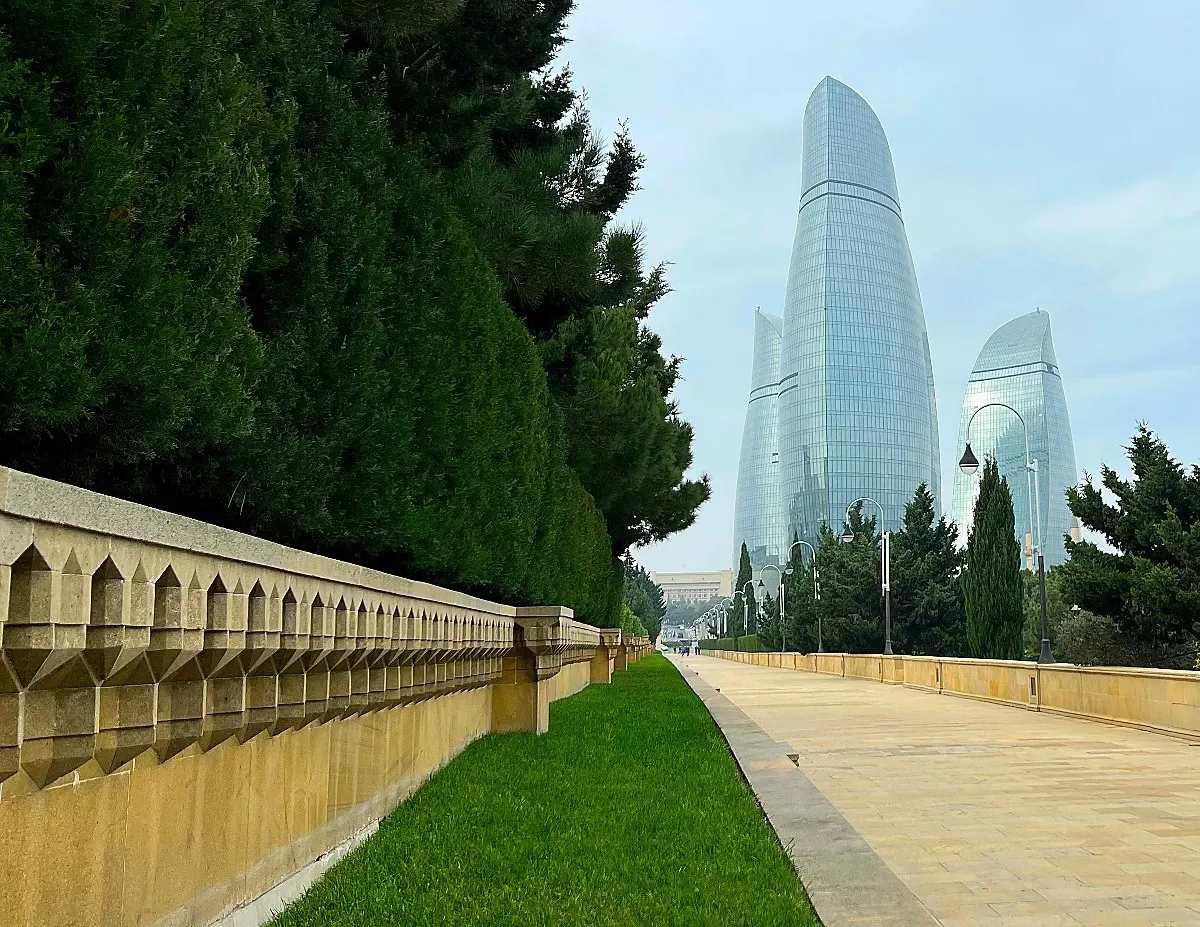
(1057, 425), (1200, 666)
(729, 542), (755, 638)
(964, 458), (1024, 659)
(0, 0), (704, 625)
(757, 591), (781, 651)
(891, 483), (966, 656)
(622, 556), (665, 643)
(780, 539), (820, 653)
(618, 603), (647, 639)
(813, 506), (883, 653)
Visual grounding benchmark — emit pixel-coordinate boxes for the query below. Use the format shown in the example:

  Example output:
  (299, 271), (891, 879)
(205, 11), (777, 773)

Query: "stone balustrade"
(0, 466), (645, 927)
(701, 648), (1200, 740)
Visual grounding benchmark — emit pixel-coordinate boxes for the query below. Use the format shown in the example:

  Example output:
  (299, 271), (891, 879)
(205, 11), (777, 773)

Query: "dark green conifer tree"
(729, 541), (754, 639)
(891, 483), (967, 656)
(1058, 425), (1200, 666)
(964, 458), (1024, 659)
(622, 555), (665, 643)
(814, 507), (882, 653)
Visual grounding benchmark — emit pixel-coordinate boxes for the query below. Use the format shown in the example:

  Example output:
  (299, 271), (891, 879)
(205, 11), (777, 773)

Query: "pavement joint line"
(672, 656), (942, 927)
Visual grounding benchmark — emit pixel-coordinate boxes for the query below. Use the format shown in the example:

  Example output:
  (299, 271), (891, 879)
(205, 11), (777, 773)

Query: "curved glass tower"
(732, 310), (785, 572)
(951, 310), (1080, 566)
(777, 76), (941, 544)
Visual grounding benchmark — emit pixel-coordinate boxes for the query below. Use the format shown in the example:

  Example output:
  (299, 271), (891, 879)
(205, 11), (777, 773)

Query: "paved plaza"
(679, 654), (1200, 927)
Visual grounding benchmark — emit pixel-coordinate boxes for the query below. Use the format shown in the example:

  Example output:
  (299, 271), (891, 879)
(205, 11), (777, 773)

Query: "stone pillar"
(4, 546), (95, 788)
(88, 557), (154, 773)
(197, 576), (248, 751)
(614, 633), (630, 673)
(147, 566), (206, 762)
(239, 583), (281, 741)
(490, 644), (551, 734)
(324, 597), (353, 720)
(590, 628), (620, 684)
(301, 594), (334, 726)
(489, 607), (579, 734)
(272, 590), (310, 733)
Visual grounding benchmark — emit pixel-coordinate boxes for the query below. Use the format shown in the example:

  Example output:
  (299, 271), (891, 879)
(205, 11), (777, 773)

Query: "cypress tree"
(964, 458), (1024, 659)
(730, 541), (755, 638)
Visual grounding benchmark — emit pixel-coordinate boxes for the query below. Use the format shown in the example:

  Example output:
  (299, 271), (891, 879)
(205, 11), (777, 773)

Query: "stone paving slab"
(679, 654), (1200, 927)
(673, 658), (940, 927)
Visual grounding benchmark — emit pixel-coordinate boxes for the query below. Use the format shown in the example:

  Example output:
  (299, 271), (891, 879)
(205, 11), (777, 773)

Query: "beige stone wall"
(700, 649), (1200, 740)
(843, 654), (883, 682)
(1038, 664), (1200, 737)
(544, 657), (592, 705)
(0, 466), (637, 927)
(938, 658), (1037, 709)
(901, 655), (941, 692)
(0, 686), (491, 927)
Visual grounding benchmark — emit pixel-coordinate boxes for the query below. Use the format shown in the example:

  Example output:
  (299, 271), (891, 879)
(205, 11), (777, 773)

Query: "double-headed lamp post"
(717, 596), (732, 637)
(959, 401), (1054, 664)
(734, 578), (753, 643)
(783, 539), (821, 651)
(841, 497), (892, 655)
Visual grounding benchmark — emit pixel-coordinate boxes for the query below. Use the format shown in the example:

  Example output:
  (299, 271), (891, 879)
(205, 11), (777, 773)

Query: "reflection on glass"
(952, 310), (1080, 566)
(732, 310), (785, 571)
(776, 76), (941, 545)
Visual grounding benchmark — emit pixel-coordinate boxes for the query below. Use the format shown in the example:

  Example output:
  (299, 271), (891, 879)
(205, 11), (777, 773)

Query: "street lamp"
(759, 564), (784, 651)
(843, 497), (892, 655)
(785, 539), (822, 652)
(742, 579), (757, 642)
(960, 401), (1053, 664)
(717, 596), (732, 637)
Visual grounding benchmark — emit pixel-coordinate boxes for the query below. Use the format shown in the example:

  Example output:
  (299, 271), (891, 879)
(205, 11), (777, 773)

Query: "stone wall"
(700, 649), (1200, 740)
(0, 466), (651, 927)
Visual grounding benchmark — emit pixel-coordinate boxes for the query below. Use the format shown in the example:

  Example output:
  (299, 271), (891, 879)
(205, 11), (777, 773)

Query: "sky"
(561, 0), (1200, 573)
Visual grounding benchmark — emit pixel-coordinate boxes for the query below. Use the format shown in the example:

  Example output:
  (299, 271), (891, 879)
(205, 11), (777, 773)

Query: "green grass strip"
(272, 653), (818, 926)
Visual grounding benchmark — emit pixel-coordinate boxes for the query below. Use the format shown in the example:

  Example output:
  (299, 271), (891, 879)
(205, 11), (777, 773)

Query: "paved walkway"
(678, 654), (1200, 927)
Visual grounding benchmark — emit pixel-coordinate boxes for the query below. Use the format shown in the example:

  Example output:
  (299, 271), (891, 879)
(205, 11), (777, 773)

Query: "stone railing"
(0, 466), (644, 927)
(615, 633), (652, 671)
(700, 649), (1200, 741)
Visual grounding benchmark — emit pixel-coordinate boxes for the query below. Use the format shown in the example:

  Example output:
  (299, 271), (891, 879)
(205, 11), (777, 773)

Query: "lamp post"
(842, 497), (892, 655)
(717, 596), (732, 638)
(742, 579), (757, 643)
(959, 401), (1053, 664)
(788, 539), (821, 651)
(759, 564), (784, 651)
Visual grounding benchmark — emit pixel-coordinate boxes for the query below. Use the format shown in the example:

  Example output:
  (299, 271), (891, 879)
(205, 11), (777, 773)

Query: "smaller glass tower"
(952, 310), (1080, 566)
(732, 310), (785, 573)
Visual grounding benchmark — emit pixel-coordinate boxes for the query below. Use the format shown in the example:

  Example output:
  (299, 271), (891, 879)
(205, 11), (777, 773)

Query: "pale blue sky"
(564, 0), (1200, 572)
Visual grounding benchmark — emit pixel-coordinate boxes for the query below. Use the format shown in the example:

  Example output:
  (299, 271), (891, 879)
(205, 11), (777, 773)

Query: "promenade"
(678, 654), (1200, 926)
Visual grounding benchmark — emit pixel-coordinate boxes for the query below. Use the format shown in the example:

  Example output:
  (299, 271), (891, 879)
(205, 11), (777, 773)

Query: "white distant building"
(650, 570), (733, 606)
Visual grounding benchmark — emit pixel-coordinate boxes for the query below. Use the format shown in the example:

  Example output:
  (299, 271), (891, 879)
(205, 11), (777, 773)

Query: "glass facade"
(951, 310), (1080, 566)
(732, 310), (785, 571)
(776, 77), (941, 545)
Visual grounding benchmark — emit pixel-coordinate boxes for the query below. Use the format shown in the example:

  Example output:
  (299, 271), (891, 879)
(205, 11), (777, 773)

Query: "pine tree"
(622, 555), (666, 643)
(814, 506), (883, 653)
(730, 541), (755, 639)
(964, 458), (1024, 659)
(1058, 425), (1200, 666)
(757, 592), (781, 650)
(891, 483), (967, 655)
(781, 534), (819, 652)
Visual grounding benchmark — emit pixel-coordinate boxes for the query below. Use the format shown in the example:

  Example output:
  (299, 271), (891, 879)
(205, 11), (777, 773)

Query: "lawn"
(271, 653), (819, 927)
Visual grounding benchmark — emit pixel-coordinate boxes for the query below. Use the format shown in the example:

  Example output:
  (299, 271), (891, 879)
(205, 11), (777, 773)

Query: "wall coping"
(0, 465), (522, 617)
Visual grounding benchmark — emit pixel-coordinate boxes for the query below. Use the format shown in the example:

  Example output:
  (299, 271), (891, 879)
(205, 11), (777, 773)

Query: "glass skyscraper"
(775, 76), (941, 545)
(731, 310), (785, 572)
(951, 310), (1080, 566)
